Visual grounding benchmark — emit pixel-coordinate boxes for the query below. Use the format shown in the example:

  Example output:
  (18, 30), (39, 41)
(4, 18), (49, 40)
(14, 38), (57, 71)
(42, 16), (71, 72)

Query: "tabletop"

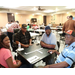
(30, 32), (39, 37)
(17, 44), (52, 65)
(35, 29), (45, 32)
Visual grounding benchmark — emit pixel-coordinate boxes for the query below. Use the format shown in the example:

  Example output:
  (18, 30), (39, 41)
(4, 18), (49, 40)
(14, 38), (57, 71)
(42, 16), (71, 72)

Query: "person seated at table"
(15, 24), (33, 66)
(44, 30), (75, 68)
(0, 34), (32, 68)
(0, 34), (21, 68)
(27, 24), (30, 30)
(34, 25), (39, 30)
(56, 23), (62, 31)
(15, 24), (32, 48)
(40, 26), (57, 65)
(27, 25), (34, 32)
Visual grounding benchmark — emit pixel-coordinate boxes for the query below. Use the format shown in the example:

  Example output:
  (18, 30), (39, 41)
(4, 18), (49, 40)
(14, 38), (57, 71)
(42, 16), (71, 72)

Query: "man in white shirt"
(7, 20), (20, 46)
(6, 22), (11, 29)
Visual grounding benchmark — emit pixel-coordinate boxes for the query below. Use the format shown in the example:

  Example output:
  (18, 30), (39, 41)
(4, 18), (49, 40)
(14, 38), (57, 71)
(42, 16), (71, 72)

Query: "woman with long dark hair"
(0, 34), (22, 68)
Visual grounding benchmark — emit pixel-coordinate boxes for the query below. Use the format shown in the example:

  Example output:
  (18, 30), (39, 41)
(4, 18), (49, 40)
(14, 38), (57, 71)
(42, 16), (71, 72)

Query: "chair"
(57, 41), (60, 52)
(71, 62), (75, 68)
(54, 41), (60, 60)
(14, 28), (20, 33)
(0, 64), (5, 68)
(12, 33), (18, 52)
(12, 28), (20, 52)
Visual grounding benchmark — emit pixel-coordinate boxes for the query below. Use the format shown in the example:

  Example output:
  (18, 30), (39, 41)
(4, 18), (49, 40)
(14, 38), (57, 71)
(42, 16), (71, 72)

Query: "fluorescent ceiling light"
(2, 5), (19, 8)
(35, 13), (41, 15)
(56, 8), (58, 12)
(66, 6), (75, 9)
(44, 10), (54, 13)
(15, 12), (18, 14)
(32, 7), (38, 11)
(67, 12), (69, 14)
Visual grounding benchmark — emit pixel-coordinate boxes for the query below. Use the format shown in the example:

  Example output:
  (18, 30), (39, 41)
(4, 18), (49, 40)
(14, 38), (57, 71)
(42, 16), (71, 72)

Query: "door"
(7, 13), (15, 22)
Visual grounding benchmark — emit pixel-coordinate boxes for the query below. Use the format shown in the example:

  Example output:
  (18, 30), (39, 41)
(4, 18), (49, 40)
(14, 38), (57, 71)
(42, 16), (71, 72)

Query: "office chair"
(12, 33), (18, 52)
(12, 28), (20, 51)
(14, 28), (20, 33)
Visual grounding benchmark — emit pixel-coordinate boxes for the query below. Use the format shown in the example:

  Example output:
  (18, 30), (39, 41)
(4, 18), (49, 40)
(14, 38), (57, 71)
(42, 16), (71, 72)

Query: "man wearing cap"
(44, 30), (75, 68)
(40, 26), (57, 65)
(15, 24), (32, 48)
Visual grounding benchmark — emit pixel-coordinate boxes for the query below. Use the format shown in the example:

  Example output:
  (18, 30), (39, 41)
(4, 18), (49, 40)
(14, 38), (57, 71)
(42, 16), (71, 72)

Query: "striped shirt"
(7, 23), (20, 33)
(55, 42), (75, 68)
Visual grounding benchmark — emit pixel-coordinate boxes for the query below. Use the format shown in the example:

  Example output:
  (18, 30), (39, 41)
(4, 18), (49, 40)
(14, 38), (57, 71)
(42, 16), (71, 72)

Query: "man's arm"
(48, 50), (60, 55)
(28, 31), (32, 45)
(29, 39), (32, 45)
(44, 61), (69, 68)
(40, 41), (55, 49)
(62, 23), (65, 33)
(16, 41), (29, 48)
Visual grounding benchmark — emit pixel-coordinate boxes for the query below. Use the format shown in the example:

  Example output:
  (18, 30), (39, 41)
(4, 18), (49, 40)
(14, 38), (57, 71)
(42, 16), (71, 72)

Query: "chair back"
(0, 64), (5, 68)
(14, 28), (20, 33)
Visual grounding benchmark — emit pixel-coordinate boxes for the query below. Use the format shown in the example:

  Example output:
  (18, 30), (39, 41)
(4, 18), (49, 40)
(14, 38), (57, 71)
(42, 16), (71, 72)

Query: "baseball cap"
(45, 26), (51, 30)
(22, 24), (27, 28)
(65, 30), (75, 37)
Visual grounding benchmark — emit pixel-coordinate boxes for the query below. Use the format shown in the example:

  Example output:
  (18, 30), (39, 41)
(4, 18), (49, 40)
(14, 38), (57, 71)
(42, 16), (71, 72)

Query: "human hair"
(69, 15), (73, 18)
(11, 20), (14, 22)
(16, 21), (19, 23)
(0, 34), (10, 49)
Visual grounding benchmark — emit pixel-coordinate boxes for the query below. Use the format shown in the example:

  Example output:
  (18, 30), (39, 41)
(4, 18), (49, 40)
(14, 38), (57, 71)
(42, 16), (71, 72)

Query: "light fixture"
(66, 6), (75, 9)
(32, 14), (34, 16)
(35, 13), (41, 15)
(12, 14), (14, 16)
(42, 14), (44, 16)
(51, 14), (53, 16)
(32, 7), (38, 11)
(15, 12), (18, 14)
(67, 12), (69, 14)
(3, 5), (19, 8)
(44, 10), (54, 13)
(55, 8), (58, 12)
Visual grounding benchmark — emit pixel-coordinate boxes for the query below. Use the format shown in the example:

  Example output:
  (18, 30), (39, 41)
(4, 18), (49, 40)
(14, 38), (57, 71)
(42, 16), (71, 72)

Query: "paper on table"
(27, 55), (40, 63)
(16, 48), (24, 51)
(25, 48), (43, 55)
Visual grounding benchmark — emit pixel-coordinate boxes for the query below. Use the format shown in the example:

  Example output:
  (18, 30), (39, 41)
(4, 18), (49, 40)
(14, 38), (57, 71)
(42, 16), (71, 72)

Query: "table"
(30, 32), (39, 37)
(51, 27), (62, 30)
(17, 44), (51, 65)
(57, 31), (63, 34)
(35, 29), (45, 32)
(1, 28), (7, 32)
(1, 28), (7, 35)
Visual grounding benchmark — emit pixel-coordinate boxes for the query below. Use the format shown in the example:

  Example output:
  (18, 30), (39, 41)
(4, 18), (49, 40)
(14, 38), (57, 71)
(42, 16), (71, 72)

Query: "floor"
(11, 30), (74, 68)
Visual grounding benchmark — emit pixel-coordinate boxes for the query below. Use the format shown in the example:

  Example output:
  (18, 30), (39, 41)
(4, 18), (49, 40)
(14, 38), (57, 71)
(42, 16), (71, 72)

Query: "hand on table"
(16, 60), (22, 65)
(48, 50), (56, 54)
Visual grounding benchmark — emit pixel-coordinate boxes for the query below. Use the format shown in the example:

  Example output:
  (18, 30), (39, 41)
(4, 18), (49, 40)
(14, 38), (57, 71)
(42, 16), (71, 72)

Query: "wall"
(0, 13), (8, 27)
(15, 14), (43, 25)
(46, 12), (75, 25)
(0, 12), (75, 27)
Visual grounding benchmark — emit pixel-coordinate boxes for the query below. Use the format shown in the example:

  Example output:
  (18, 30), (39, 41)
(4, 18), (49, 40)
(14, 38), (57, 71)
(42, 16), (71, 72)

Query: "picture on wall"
(31, 18), (37, 23)
(51, 15), (55, 21)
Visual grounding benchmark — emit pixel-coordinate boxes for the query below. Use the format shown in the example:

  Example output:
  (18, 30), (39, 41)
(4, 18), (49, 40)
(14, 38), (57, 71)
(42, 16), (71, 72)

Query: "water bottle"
(18, 42), (21, 49)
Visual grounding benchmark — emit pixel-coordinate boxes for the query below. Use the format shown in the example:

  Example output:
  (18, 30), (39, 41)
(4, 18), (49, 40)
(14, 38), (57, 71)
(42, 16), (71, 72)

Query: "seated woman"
(0, 34), (22, 68)
(0, 34), (31, 68)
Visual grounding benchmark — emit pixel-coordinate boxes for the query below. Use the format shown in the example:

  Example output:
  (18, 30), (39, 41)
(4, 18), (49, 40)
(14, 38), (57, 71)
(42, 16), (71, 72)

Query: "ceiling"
(0, 6), (75, 15)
